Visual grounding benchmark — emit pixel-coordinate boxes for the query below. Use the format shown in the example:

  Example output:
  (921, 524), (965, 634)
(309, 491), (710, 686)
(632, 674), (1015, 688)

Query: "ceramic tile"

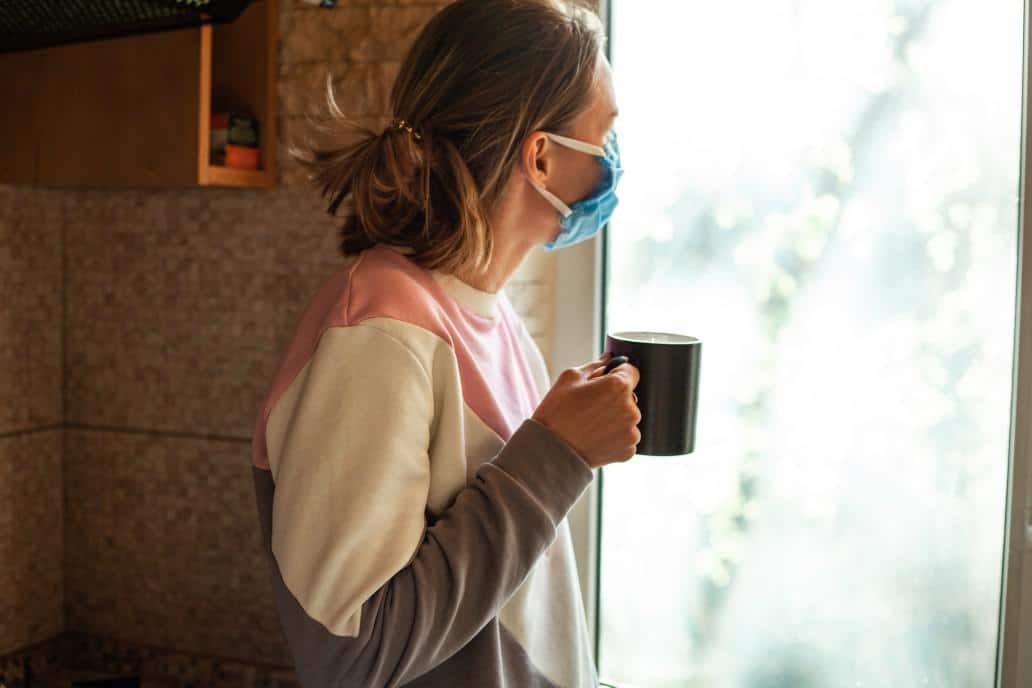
(0, 185), (62, 434)
(0, 430), (62, 654)
(64, 430), (289, 665)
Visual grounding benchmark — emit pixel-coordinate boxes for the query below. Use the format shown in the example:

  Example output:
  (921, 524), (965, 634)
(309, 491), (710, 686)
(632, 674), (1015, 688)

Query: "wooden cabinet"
(0, 0), (277, 189)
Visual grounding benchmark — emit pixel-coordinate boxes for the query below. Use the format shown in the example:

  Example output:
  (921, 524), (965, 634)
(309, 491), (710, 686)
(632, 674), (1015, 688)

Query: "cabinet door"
(0, 48), (46, 185)
(36, 28), (202, 188)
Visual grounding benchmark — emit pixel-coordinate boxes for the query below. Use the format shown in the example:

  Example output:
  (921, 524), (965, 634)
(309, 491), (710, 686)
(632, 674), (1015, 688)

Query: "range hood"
(0, 0), (254, 54)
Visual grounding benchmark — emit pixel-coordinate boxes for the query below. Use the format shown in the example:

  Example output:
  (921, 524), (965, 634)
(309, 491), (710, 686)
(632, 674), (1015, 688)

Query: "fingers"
(588, 364), (640, 396)
(578, 352), (611, 368)
(603, 362), (640, 389)
(617, 358), (640, 387)
(581, 352), (613, 378)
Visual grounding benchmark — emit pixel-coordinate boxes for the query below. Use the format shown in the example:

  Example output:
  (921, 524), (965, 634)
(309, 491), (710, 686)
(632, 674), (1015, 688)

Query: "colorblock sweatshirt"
(249, 243), (600, 688)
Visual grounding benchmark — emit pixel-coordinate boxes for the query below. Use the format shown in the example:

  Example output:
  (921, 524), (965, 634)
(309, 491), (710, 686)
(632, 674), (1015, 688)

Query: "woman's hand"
(531, 353), (641, 468)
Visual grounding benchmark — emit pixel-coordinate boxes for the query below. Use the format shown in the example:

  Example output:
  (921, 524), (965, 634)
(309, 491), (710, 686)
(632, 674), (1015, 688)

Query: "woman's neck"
(452, 240), (534, 293)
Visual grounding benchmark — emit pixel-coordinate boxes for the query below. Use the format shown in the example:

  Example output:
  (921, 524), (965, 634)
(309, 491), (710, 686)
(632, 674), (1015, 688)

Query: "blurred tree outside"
(599, 1), (1021, 686)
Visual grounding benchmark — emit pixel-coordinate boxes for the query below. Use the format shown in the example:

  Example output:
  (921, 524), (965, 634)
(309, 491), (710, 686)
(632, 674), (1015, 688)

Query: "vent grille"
(0, 0), (252, 53)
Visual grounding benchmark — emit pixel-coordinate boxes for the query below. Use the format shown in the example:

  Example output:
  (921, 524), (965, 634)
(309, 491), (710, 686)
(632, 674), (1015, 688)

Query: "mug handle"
(602, 355), (629, 375)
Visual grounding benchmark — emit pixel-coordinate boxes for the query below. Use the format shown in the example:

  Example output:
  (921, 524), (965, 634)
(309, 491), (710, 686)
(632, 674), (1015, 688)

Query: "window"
(581, 0), (1029, 685)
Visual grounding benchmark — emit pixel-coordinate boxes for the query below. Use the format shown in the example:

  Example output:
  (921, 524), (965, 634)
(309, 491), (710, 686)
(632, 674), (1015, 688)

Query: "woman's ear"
(522, 131), (551, 187)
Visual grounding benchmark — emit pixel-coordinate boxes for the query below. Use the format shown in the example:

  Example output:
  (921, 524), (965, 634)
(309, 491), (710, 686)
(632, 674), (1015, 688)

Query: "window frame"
(997, 3), (1032, 685)
(555, 0), (1031, 683)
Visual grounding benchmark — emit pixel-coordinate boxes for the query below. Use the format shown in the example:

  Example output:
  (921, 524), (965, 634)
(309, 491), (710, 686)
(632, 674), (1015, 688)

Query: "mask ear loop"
(528, 130), (610, 218)
(544, 131), (607, 157)
(524, 133), (577, 217)
(533, 181), (574, 218)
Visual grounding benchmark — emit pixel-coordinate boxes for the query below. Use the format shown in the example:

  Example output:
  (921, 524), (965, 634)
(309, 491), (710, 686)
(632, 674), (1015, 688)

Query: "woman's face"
(515, 54), (620, 247)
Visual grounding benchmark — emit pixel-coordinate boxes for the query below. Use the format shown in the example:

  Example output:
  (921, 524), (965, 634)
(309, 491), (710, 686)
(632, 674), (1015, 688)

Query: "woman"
(250, 1), (642, 686)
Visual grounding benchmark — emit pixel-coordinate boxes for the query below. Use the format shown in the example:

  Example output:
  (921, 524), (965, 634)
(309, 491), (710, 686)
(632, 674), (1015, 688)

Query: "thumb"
(578, 352), (612, 375)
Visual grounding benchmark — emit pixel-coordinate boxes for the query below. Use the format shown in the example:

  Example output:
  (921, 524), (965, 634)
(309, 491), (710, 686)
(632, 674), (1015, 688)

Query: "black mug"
(603, 331), (702, 456)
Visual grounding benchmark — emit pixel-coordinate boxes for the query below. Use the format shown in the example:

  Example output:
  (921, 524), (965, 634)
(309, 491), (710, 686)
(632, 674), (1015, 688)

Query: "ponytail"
(287, 74), (493, 276)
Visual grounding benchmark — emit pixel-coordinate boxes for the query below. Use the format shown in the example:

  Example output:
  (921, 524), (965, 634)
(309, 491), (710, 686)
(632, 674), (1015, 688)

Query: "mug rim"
(608, 330), (700, 345)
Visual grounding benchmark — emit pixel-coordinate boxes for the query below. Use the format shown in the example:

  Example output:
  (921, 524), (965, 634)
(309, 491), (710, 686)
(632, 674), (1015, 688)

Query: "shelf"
(0, 0), (277, 188)
(203, 164), (275, 188)
(198, 0), (278, 189)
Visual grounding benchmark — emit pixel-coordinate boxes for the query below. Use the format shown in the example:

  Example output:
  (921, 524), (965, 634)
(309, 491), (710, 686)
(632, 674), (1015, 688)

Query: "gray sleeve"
(252, 417), (595, 688)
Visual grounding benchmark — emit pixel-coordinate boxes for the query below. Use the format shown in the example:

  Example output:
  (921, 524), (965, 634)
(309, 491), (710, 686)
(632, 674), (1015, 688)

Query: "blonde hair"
(287, 0), (606, 276)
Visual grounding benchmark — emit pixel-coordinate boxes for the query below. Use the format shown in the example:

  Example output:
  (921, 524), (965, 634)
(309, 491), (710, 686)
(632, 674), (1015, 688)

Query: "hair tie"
(388, 118), (423, 141)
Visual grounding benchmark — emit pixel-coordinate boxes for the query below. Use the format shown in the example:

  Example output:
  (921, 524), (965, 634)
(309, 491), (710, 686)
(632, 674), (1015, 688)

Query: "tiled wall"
(1, 0), (559, 673)
(0, 185), (64, 655)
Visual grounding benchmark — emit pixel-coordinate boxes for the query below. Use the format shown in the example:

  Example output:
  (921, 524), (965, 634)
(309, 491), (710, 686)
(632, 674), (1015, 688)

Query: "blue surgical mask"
(532, 129), (623, 251)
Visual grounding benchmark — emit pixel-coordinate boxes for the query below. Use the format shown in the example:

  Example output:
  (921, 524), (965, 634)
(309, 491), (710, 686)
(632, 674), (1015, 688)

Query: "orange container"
(225, 144), (260, 170)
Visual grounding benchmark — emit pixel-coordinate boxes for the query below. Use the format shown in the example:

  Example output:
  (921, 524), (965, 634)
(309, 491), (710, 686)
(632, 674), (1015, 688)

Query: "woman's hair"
(287, 0), (606, 276)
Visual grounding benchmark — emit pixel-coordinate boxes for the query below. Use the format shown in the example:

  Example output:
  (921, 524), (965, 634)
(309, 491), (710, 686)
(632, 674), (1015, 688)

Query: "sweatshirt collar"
(379, 244), (501, 320)
(429, 269), (501, 320)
